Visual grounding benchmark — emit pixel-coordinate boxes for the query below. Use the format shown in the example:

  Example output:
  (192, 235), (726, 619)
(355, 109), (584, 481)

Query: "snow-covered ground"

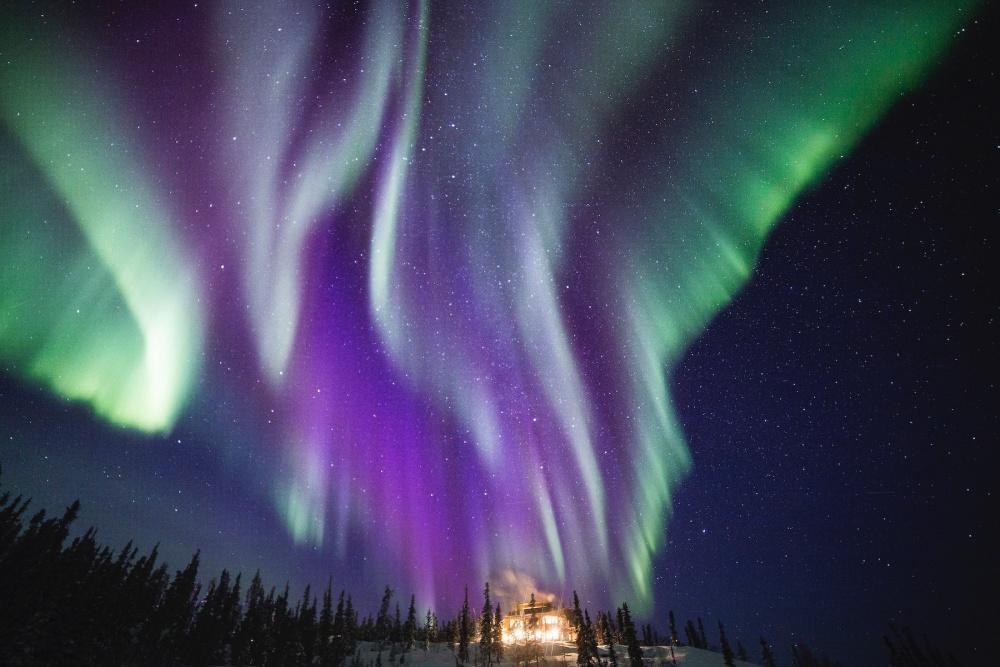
(354, 642), (759, 667)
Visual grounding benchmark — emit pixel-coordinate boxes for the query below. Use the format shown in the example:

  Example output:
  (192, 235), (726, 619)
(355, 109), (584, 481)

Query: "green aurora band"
(616, 3), (975, 601)
(0, 22), (204, 433)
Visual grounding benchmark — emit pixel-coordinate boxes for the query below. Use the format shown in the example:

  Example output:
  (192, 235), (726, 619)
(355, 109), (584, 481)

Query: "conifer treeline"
(0, 481), (425, 666)
(0, 476), (961, 666)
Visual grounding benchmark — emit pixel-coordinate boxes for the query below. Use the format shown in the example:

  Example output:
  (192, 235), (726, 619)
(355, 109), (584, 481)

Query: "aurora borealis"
(2, 1), (994, 663)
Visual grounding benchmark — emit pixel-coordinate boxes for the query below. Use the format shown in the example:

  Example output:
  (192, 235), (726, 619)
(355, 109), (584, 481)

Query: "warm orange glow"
(501, 601), (575, 644)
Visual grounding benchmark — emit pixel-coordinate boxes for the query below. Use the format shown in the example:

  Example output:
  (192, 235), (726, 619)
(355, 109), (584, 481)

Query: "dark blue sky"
(666, 12), (996, 663)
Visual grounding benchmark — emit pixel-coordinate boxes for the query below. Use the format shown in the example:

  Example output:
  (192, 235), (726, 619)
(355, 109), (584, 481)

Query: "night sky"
(1, 1), (995, 665)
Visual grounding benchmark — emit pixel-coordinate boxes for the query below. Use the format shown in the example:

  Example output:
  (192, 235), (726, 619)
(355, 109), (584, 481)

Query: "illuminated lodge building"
(501, 600), (576, 644)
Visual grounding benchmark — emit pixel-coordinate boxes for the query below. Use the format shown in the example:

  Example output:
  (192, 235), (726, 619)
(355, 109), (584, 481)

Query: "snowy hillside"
(352, 642), (758, 667)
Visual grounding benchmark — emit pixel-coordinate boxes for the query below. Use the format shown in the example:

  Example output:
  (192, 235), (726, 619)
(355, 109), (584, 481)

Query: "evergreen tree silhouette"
(597, 612), (611, 648)
(525, 592), (541, 666)
(376, 586), (394, 649)
(606, 615), (619, 667)
(148, 550), (201, 666)
(318, 581), (334, 666)
(270, 583), (294, 664)
(791, 642), (844, 667)
(425, 608), (437, 651)
(620, 602), (643, 667)
(684, 620), (697, 648)
(575, 597), (591, 666)
(189, 569), (240, 666)
(299, 584), (319, 666)
(736, 639), (748, 661)
(572, 591), (584, 634)
(345, 593), (359, 655)
(404, 594), (417, 651)
(585, 610), (600, 666)
(480, 582), (493, 667)
(573, 591), (590, 665)
(458, 586), (471, 664)
(883, 622), (960, 667)
(492, 603), (503, 663)
(718, 621), (735, 667)
(234, 570), (266, 665)
(760, 637), (778, 667)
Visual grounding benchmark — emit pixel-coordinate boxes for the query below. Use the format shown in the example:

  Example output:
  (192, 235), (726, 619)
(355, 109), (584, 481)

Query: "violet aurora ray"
(0, 1), (978, 612)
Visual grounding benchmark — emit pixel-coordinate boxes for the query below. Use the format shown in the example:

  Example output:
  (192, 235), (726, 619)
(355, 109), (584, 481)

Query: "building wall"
(501, 603), (576, 644)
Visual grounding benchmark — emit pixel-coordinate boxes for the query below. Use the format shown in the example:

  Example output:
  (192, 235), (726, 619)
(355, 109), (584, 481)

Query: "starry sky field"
(1, 1), (995, 664)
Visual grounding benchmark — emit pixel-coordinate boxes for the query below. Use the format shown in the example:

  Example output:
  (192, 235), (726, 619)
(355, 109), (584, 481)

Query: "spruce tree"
(190, 568), (240, 666)
(684, 620), (697, 648)
(718, 622), (735, 667)
(458, 586), (471, 664)
(791, 642), (844, 667)
(585, 610), (600, 666)
(271, 583), (293, 664)
(405, 595), (417, 651)
(736, 639), (748, 662)
(620, 602), (643, 667)
(345, 594), (358, 655)
(480, 582), (493, 667)
(526, 593), (541, 666)
(148, 550), (201, 664)
(492, 603), (503, 663)
(235, 570), (267, 665)
(760, 637), (778, 667)
(600, 612), (612, 648)
(668, 611), (678, 646)
(697, 617), (708, 650)
(376, 586), (394, 648)
(883, 623), (955, 667)
(188, 574), (220, 665)
(318, 583), (334, 666)
(299, 584), (318, 666)
(573, 591), (592, 666)
(575, 599), (591, 666)
(425, 608), (436, 651)
(224, 573), (242, 660)
(573, 591), (584, 634)
(604, 610), (619, 667)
